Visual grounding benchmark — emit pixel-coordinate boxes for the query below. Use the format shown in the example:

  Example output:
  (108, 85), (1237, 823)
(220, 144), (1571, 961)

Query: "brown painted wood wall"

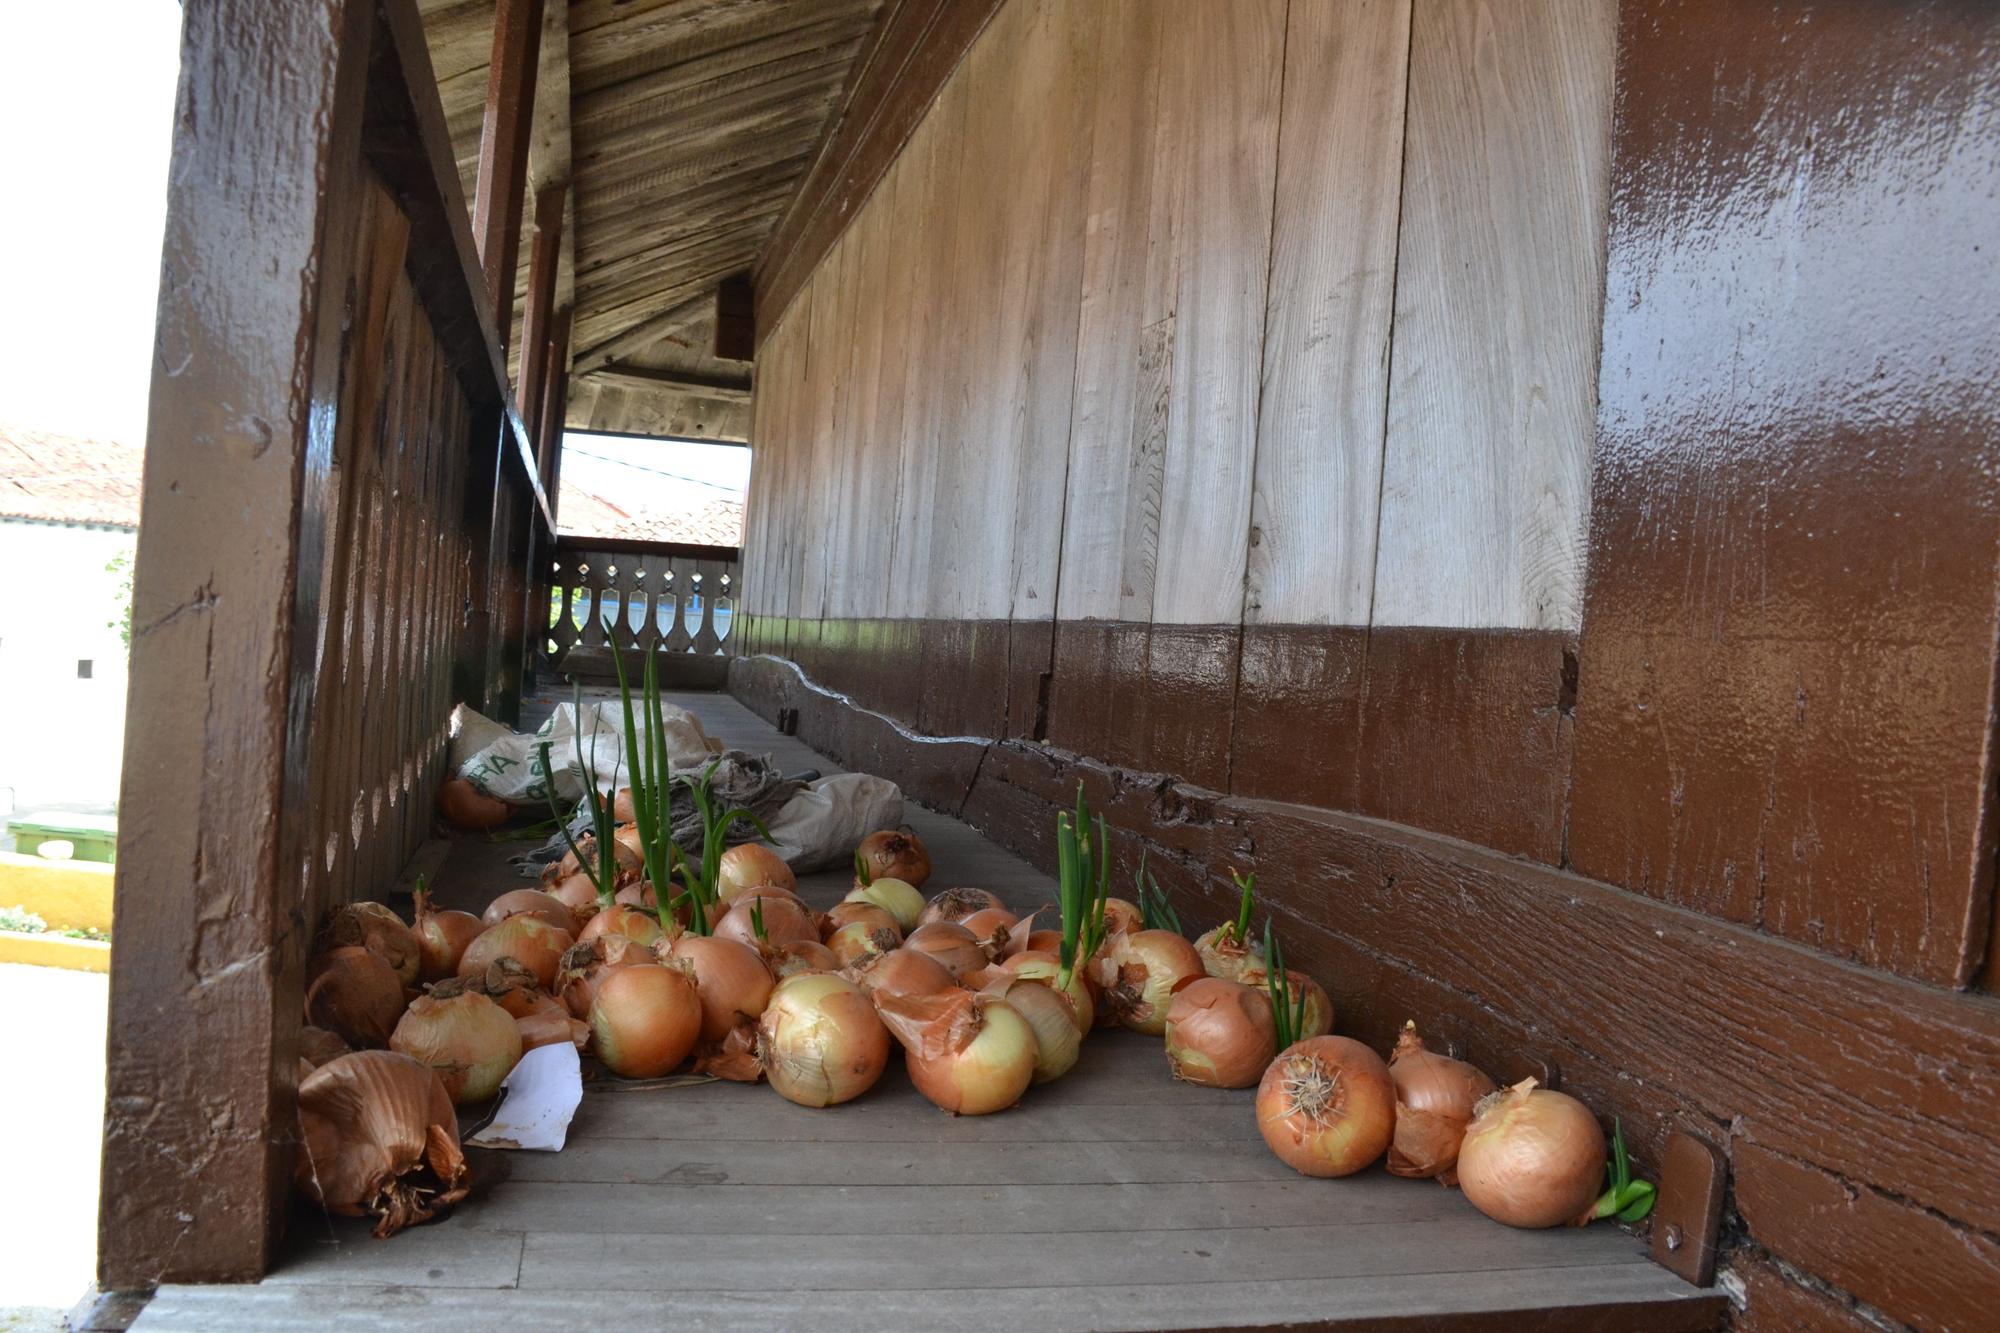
(735, 0), (2000, 1325)
(103, 0), (551, 1286)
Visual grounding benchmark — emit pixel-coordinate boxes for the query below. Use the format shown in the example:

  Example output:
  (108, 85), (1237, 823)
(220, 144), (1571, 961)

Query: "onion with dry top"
(1164, 978), (1276, 1089)
(306, 947), (405, 1049)
(917, 886), (1004, 926)
(1256, 1036), (1396, 1178)
(323, 902), (420, 988)
(390, 989), (522, 1104)
(294, 1051), (471, 1238)
(458, 915), (573, 990)
(412, 889), (483, 982)
(857, 829), (931, 888)
(1456, 1078), (1606, 1228)
(757, 972), (890, 1107)
(1097, 929), (1204, 1036)
(482, 888), (576, 935)
(1385, 1020), (1496, 1180)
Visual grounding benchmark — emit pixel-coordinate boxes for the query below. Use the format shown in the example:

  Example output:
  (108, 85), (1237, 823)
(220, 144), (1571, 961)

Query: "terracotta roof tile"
(556, 482), (742, 547)
(0, 423), (143, 528)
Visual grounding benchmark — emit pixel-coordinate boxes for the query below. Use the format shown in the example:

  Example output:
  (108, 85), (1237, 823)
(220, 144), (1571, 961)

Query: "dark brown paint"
(1570, 0), (2000, 988)
(1231, 625), (1368, 815)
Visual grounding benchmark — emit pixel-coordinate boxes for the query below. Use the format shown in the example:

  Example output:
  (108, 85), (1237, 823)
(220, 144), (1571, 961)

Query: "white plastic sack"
(449, 700), (721, 807)
(763, 773), (904, 872)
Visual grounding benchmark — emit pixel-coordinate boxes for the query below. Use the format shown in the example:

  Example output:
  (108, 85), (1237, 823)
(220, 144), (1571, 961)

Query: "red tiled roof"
(556, 483), (743, 546)
(0, 424), (143, 528)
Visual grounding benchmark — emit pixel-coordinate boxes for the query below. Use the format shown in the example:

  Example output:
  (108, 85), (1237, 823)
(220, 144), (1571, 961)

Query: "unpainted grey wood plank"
(570, 1094), (1262, 1145)
(263, 1227), (523, 1289)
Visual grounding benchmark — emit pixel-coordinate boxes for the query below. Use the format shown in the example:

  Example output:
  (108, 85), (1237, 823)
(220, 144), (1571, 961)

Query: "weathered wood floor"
(135, 689), (1721, 1331)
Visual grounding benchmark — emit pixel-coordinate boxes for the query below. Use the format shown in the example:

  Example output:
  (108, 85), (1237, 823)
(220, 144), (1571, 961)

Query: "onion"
(299, 1025), (353, 1069)
(447, 958), (541, 1018)
(613, 879), (658, 911)
(1256, 1036), (1396, 1178)
(483, 888), (576, 935)
(846, 946), (957, 1003)
(844, 877), (923, 930)
(1385, 1021), (1497, 1180)
(717, 843), (796, 898)
(981, 975), (1080, 1083)
(578, 904), (667, 949)
(558, 832), (641, 879)
(1101, 897), (1143, 936)
(1097, 929), (1204, 1036)
(957, 907), (1019, 955)
(1456, 1078), (1606, 1228)
(999, 951), (1094, 1038)
(294, 1051), (470, 1238)
(757, 972), (890, 1107)
(905, 921), (986, 978)
(458, 915), (573, 990)
(1164, 978), (1276, 1089)
(821, 900), (900, 940)
(556, 936), (652, 1019)
(412, 889), (483, 982)
(878, 989), (1037, 1115)
(547, 871), (604, 922)
(828, 919), (902, 967)
(857, 829), (931, 888)
(613, 787), (636, 823)
(1240, 962), (1335, 1040)
(513, 989), (588, 1052)
(390, 990), (522, 1104)
(916, 886), (1004, 926)
(1193, 925), (1261, 984)
(764, 939), (839, 979)
(1024, 928), (1063, 954)
(324, 902), (420, 988)
(717, 896), (818, 950)
(438, 777), (509, 831)
(306, 947), (406, 1048)
(588, 963), (702, 1078)
(667, 935), (775, 1043)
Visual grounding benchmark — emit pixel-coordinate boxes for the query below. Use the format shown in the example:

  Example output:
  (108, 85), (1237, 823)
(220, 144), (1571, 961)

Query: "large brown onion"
(999, 951), (1094, 1038)
(1256, 1036), (1396, 1178)
(547, 871), (605, 923)
(294, 1051), (470, 1237)
(556, 936), (653, 1019)
(717, 895), (818, 950)
(578, 903), (667, 949)
(483, 888), (577, 935)
(438, 777), (509, 831)
(757, 973), (889, 1107)
(667, 935), (775, 1043)
(459, 915), (573, 990)
(846, 946), (957, 1004)
(324, 902), (420, 988)
(412, 890), (483, 982)
(764, 939), (839, 979)
(1098, 929), (1205, 1036)
(957, 907), (1019, 955)
(917, 886), (1004, 927)
(982, 975), (1080, 1084)
(390, 990), (522, 1104)
(844, 877), (923, 930)
(1386, 1021), (1496, 1180)
(904, 921), (987, 978)
(1164, 978), (1276, 1089)
(588, 964), (702, 1078)
(1456, 1078), (1606, 1228)
(717, 843), (796, 898)
(878, 989), (1037, 1115)
(306, 947), (406, 1049)
(857, 829), (931, 888)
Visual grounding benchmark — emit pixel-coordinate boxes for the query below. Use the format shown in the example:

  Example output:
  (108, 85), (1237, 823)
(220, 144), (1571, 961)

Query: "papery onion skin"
(984, 976), (1080, 1083)
(1193, 925), (1261, 984)
(844, 877), (923, 930)
(1024, 928), (1064, 954)
(757, 972), (890, 1107)
(438, 777), (509, 831)
(1101, 929), (1205, 1036)
(846, 946), (957, 1003)
(556, 936), (653, 1019)
(881, 989), (1037, 1115)
(765, 939), (839, 979)
(513, 989), (588, 1051)
(957, 907), (1019, 953)
(413, 892), (484, 982)
(1386, 1021), (1497, 1180)
(667, 935), (776, 1043)
(306, 947), (406, 1049)
(1456, 1078), (1606, 1228)
(578, 904), (667, 949)
(294, 1051), (470, 1237)
(613, 787), (637, 823)
(717, 896), (819, 950)
(821, 900), (901, 941)
(482, 888), (577, 935)
(325, 902), (420, 988)
(917, 886), (1004, 926)
(588, 964), (703, 1078)
(1100, 897), (1143, 937)
(1000, 951), (1093, 1038)
(547, 871), (605, 922)
(828, 920), (902, 967)
(717, 843), (796, 898)
(459, 915), (574, 990)
(904, 921), (987, 978)
(390, 990), (523, 1104)
(300, 1025), (354, 1069)
(1256, 1036), (1396, 1178)
(1164, 978), (1276, 1089)
(857, 830), (932, 888)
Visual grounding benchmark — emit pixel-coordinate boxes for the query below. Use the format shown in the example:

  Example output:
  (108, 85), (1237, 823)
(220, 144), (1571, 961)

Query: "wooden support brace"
(472, 0), (545, 350)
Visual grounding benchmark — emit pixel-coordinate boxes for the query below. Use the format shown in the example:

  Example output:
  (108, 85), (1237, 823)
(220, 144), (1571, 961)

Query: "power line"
(561, 444), (746, 494)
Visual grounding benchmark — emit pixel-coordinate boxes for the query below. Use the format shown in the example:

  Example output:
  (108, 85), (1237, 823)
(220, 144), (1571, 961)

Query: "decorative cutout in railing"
(546, 537), (740, 666)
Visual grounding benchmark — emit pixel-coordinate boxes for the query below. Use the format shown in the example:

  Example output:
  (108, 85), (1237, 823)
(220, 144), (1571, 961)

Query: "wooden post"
(536, 307), (573, 506)
(472, 0), (544, 350)
(716, 272), (756, 361)
(518, 185), (564, 429)
(101, 0), (374, 1288)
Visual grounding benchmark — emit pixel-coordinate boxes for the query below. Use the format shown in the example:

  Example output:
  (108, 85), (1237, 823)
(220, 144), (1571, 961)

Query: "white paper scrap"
(468, 1042), (583, 1151)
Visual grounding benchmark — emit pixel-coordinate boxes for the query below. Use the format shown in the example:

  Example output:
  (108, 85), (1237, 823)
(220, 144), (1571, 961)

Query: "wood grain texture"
(1246, 0), (1411, 627)
(1372, 0), (1615, 631)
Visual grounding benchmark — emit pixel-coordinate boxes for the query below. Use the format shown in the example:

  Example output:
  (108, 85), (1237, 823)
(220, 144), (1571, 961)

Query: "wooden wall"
(736, 0), (2000, 1326)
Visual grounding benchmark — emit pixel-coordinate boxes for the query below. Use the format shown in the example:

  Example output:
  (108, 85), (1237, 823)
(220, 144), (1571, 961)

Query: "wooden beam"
(518, 184), (565, 432)
(535, 306), (573, 501)
(715, 272), (755, 361)
(581, 363), (753, 398)
(471, 0), (544, 349)
(571, 276), (748, 373)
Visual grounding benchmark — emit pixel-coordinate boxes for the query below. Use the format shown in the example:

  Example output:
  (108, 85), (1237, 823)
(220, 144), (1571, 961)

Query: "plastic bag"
(763, 773), (904, 872)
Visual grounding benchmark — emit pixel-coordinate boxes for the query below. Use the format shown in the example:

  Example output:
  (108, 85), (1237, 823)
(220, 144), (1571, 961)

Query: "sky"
(0, 3), (182, 445)
(561, 432), (752, 497)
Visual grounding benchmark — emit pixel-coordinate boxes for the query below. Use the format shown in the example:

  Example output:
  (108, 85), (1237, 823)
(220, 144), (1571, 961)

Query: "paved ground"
(0, 963), (106, 1329)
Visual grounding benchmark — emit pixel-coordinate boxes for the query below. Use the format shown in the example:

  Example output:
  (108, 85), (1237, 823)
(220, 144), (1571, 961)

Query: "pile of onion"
(957, 906), (1019, 955)
(1256, 1036), (1396, 1177)
(878, 989), (1037, 1115)
(666, 935), (775, 1043)
(306, 946), (406, 1048)
(904, 921), (987, 978)
(756, 973), (890, 1107)
(412, 889), (484, 982)
(857, 829), (931, 888)
(1164, 978), (1276, 1089)
(717, 843), (795, 898)
(324, 902), (420, 988)
(917, 886), (1004, 926)
(980, 976), (1079, 1083)
(483, 888), (576, 935)
(1456, 1078), (1606, 1228)
(294, 1051), (471, 1237)
(588, 964), (703, 1078)
(844, 877), (923, 930)
(389, 989), (522, 1104)
(1097, 929), (1204, 1035)
(437, 777), (509, 831)
(459, 914), (573, 989)
(1385, 1021), (1496, 1180)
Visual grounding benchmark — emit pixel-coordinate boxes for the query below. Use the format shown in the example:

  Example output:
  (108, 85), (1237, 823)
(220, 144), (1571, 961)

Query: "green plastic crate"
(7, 813), (119, 864)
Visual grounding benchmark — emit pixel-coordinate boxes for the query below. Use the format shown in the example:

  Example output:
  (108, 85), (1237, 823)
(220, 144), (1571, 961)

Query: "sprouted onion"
(578, 903), (669, 949)
(756, 972), (890, 1107)
(1455, 1078), (1606, 1228)
(1098, 929), (1204, 1036)
(1164, 977), (1276, 1089)
(1385, 1020), (1496, 1180)
(982, 975), (1081, 1083)
(587, 964), (702, 1078)
(1192, 871), (1261, 983)
(1256, 1036), (1396, 1178)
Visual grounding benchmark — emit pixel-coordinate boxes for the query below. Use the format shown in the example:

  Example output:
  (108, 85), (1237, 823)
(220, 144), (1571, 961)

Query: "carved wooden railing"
(546, 536), (740, 666)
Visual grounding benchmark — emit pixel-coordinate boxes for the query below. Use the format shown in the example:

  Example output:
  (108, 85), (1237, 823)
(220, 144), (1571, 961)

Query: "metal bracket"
(1651, 1129), (1728, 1286)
